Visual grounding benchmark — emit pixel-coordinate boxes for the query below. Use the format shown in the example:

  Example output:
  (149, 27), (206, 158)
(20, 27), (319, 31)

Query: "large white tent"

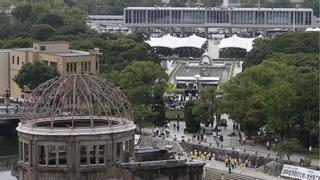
(306, 27), (320, 32)
(146, 34), (207, 49)
(219, 35), (262, 52)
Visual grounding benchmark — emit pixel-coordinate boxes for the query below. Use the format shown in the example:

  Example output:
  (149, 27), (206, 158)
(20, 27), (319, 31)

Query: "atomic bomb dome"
(17, 74), (136, 180)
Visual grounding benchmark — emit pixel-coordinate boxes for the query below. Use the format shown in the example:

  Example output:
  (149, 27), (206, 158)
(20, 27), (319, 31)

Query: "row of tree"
(221, 32), (319, 148)
(184, 32), (319, 148)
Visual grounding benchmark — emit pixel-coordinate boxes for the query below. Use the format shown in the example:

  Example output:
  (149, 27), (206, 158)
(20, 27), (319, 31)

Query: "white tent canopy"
(146, 34), (207, 49)
(219, 35), (262, 52)
(306, 27), (320, 32)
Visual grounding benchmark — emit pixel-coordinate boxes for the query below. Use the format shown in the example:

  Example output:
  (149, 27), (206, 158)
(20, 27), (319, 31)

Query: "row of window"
(12, 55), (24, 65)
(67, 61), (98, 73)
(42, 60), (58, 69)
(125, 9), (313, 26)
(19, 140), (133, 167)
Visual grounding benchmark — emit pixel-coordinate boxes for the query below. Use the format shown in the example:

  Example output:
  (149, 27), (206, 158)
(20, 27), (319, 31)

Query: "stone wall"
(137, 136), (184, 154)
(122, 159), (205, 180)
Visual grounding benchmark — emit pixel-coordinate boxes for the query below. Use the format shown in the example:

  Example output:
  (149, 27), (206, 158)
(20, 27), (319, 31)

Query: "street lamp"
(5, 88), (10, 113)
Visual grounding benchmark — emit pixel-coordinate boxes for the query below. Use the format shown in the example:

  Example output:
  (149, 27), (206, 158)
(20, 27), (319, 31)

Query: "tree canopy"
(220, 50), (319, 145)
(118, 61), (168, 128)
(14, 61), (60, 90)
(244, 32), (319, 68)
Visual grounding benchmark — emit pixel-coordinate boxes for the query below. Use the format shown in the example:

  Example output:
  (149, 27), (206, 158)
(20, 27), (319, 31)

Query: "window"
(38, 145), (46, 165)
(12, 56), (14, 64)
(48, 145), (56, 165)
(116, 142), (121, 158)
(98, 145), (105, 164)
(50, 62), (57, 69)
(19, 142), (23, 161)
(73, 62), (77, 72)
(23, 143), (29, 162)
(58, 146), (67, 165)
(40, 46), (46, 51)
(80, 145), (87, 165)
(67, 63), (70, 72)
(42, 60), (48, 65)
(17, 57), (20, 65)
(96, 61), (98, 71)
(89, 145), (97, 164)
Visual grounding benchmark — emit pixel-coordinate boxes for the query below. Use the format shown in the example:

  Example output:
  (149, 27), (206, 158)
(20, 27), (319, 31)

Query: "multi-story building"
(9, 41), (100, 98)
(0, 49), (10, 96)
(88, 15), (130, 33)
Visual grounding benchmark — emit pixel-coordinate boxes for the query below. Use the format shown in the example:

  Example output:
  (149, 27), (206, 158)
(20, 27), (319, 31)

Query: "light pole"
(5, 88), (10, 114)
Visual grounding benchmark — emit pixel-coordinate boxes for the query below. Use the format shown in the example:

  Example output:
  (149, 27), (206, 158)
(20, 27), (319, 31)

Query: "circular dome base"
(17, 116), (136, 136)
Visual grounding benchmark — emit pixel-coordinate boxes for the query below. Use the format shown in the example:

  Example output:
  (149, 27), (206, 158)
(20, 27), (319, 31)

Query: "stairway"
(204, 167), (263, 180)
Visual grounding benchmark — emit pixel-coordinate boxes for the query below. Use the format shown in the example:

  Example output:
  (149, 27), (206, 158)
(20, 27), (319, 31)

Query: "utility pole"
(5, 88), (10, 113)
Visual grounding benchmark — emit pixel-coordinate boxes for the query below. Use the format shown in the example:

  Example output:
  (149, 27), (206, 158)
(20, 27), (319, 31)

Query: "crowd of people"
(164, 94), (184, 109)
(189, 149), (258, 173)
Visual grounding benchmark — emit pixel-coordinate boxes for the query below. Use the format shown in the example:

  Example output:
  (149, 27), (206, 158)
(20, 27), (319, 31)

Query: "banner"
(281, 164), (320, 180)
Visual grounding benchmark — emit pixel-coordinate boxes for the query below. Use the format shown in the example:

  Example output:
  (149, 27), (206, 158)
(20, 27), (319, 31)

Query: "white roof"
(146, 34), (207, 49)
(219, 35), (262, 52)
(175, 76), (220, 81)
(306, 27), (320, 32)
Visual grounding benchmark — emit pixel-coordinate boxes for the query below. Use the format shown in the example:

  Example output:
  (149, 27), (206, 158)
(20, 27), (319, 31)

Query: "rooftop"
(0, 49), (10, 53)
(49, 50), (90, 57)
(12, 48), (33, 52)
(125, 7), (313, 11)
(176, 64), (231, 78)
(146, 34), (206, 49)
(34, 41), (68, 44)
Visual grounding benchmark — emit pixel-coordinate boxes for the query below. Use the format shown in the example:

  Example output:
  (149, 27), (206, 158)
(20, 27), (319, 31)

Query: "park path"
(143, 116), (319, 167)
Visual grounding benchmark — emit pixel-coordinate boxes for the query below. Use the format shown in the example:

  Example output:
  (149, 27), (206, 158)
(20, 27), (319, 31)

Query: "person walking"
(228, 163), (232, 174)
(266, 141), (270, 150)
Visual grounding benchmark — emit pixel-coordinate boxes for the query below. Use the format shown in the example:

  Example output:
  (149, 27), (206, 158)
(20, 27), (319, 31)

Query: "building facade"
(88, 15), (129, 33)
(9, 41), (100, 98)
(124, 7), (314, 29)
(0, 50), (10, 96)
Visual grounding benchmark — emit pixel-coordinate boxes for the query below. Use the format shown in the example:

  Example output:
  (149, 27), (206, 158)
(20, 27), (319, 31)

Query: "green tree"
(14, 61), (60, 90)
(5, 37), (33, 48)
(31, 24), (56, 41)
(220, 48), (247, 59)
(265, 81), (297, 140)
(40, 14), (64, 28)
(0, 14), (12, 38)
(119, 61), (168, 128)
(193, 87), (217, 127)
(244, 32), (319, 69)
(273, 139), (303, 164)
(12, 3), (33, 21)
(203, 0), (221, 6)
(184, 101), (200, 133)
(102, 33), (158, 72)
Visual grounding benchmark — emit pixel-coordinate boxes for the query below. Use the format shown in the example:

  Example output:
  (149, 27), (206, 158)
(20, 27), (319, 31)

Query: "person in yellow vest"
(225, 157), (229, 167)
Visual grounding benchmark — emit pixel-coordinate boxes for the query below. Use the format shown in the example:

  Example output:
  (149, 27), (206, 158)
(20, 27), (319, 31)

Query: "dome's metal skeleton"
(21, 74), (132, 128)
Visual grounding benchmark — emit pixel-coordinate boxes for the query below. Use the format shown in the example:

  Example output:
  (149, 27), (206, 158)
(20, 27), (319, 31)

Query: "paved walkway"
(143, 116), (320, 167)
(204, 160), (287, 180)
(207, 39), (220, 59)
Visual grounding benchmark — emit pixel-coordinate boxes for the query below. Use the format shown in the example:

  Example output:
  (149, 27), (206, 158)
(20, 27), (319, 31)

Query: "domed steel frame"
(20, 74), (132, 127)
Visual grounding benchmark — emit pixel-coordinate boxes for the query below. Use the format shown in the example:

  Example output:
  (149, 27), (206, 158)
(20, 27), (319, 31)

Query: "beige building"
(9, 41), (100, 98)
(0, 49), (10, 96)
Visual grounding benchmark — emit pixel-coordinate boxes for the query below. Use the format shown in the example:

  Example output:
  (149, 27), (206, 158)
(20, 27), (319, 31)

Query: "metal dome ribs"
(20, 74), (132, 128)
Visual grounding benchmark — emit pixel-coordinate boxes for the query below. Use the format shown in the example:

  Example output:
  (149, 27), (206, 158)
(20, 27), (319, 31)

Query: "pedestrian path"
(204, 161), (286, 180)
(143, 116), (320, 167)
